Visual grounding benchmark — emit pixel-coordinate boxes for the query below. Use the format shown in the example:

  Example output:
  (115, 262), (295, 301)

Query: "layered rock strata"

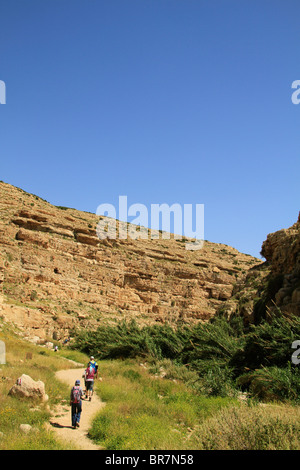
(0, 181), (260, 339)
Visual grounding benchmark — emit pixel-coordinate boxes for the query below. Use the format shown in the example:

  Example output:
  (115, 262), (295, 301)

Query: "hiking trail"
(49, 367), (105, 450)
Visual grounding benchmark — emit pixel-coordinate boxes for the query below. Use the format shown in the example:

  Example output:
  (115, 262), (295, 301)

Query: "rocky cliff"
(221, 214), (300, 324)
(0, 181), (260, 341)
(261, 213), (300, 315)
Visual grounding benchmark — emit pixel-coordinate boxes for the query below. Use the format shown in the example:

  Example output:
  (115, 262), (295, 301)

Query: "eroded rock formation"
(220, 214), (300, 324)
(0, 181), (260, 340)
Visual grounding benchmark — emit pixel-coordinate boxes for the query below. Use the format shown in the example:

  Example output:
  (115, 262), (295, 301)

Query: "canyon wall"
(0, 182), (259, 340)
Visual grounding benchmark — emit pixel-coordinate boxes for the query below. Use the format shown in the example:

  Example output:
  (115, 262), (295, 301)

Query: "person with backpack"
(87, 356), (98, 375)
(85, 362), (97, 401)
(85, 364), (95, 401)
(70, 379), (84, 429)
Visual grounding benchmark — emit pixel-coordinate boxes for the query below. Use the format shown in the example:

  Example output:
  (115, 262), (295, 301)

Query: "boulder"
(9, 374), (48, 401)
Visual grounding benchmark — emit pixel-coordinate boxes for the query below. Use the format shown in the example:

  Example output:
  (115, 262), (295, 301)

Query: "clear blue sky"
(1, 0), (299, 258)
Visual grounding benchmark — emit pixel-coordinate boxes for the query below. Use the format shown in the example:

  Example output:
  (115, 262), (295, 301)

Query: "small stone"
(20, 424), (32, 434)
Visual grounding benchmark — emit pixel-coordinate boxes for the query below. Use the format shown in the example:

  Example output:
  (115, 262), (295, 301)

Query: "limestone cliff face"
(0, 182), (259, 340)
(260, 213), (300, 315)
(220, 214), (300, 324)
(261, 213), (300, 276)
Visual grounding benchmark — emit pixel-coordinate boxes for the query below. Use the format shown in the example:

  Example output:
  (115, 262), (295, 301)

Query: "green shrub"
(234, 314), (300, 372)
(238, 365), (300, 401)
(199, 364), (238, 397)
(72, 312), (300, 402)
(196, 403), (300, 450)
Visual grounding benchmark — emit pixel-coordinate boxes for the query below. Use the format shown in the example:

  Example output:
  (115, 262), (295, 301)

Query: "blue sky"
(0, 0), (299, 258)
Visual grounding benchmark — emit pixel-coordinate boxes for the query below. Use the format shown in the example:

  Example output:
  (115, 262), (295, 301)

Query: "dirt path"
(50, 368), (105, 450)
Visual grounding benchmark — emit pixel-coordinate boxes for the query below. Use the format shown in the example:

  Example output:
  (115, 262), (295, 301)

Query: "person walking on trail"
(87, 356), (98, 375)
(85, 363), (97, 401)
(70, 379), (84, 429)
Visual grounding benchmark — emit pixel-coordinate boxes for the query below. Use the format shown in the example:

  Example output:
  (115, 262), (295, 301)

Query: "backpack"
(71, 386), (81, 404)
(86, 366), (95, 380)
(88, 360), (97, 371)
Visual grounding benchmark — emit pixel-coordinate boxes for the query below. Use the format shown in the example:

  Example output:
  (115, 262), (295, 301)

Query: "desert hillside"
(0, 181), (260, 341)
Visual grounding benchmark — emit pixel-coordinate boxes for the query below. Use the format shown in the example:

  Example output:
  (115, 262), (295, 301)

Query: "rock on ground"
(9, 374), (48, 401)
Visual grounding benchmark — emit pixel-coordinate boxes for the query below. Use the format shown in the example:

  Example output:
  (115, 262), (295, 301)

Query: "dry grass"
(194, 402), (300, 450)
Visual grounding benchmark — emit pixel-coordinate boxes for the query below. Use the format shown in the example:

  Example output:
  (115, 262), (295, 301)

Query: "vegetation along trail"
(50, 368), (104, 450)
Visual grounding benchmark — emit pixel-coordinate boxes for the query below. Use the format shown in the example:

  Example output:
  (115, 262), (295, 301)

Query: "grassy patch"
(0, 323), (88, 450)
(89, 359), (236, 450)
(195, 403), (300, 450)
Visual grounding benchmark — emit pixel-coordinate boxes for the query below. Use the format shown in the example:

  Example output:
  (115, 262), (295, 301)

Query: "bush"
(196, 403), (300, 450)
(72, 312), (300, 402)
(238, 365), (300, 401)
(234, 314), (300, 372)
(72, 320), (185, 360)
(199, 364), (237, 398)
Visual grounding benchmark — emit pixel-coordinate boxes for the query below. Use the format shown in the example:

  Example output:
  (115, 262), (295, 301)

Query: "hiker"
(70, 379), (84, 429)
(85, 363), (96, 401)
(87, 356), (98, 375)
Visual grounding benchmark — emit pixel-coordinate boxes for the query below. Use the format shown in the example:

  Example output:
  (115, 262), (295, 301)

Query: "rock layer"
(0, 182), (260, 339)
